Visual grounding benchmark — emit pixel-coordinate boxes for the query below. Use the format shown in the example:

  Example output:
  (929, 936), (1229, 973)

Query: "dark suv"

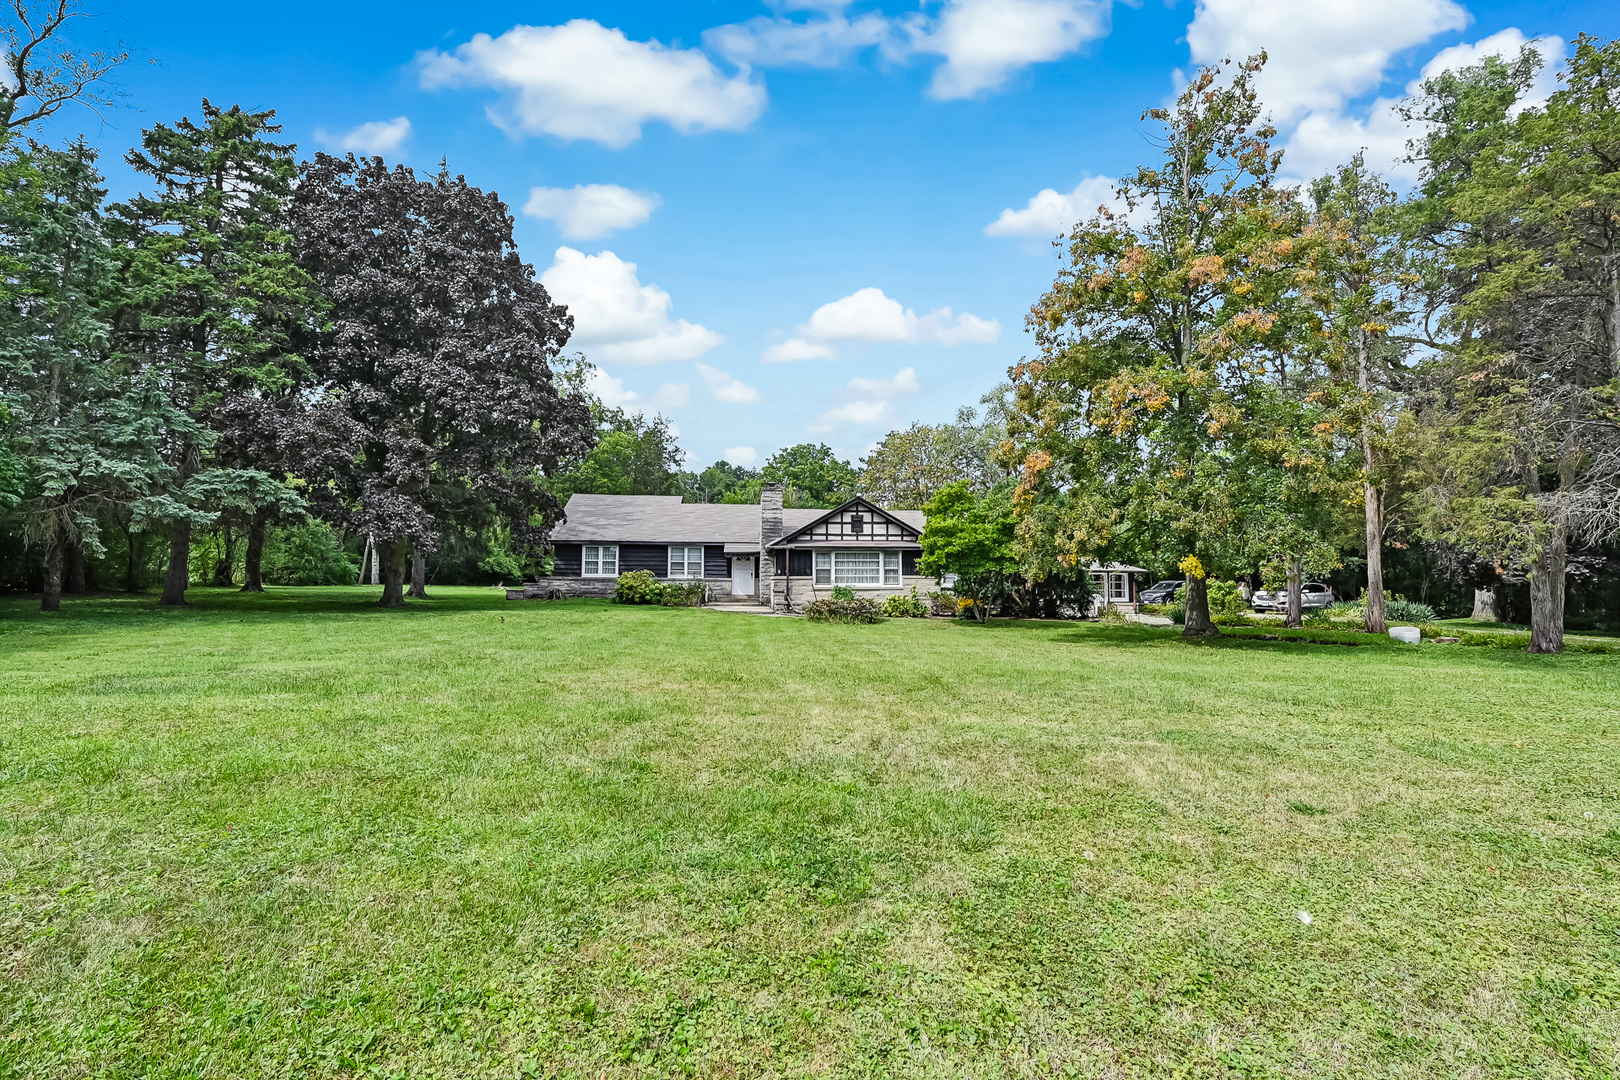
(1139, 579), (1185, 604)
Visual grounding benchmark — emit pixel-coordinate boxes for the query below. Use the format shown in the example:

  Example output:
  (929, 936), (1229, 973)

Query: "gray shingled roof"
(551, 494), (926, 546)
(550, 494), (819, 544)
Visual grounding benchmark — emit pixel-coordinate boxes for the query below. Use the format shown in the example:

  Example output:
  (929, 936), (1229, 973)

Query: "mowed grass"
(0, 587), (1616, 1079)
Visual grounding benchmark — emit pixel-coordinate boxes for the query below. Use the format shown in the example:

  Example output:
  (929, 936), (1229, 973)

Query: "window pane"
(883, 551), (899, 584)
(815, 551), (831, 568)
(584, 546), (599, 575)
(602, 546), (617, 576)
(834, 550), (880, 585)
(814, 568), (831, 585)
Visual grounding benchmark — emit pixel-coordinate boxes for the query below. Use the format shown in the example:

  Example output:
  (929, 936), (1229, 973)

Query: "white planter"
(1388, 626), (1422, 645)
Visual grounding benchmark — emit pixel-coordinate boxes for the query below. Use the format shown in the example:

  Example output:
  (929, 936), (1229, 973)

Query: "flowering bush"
(880, 587), (928, 618)
(613, 570), (663, 604)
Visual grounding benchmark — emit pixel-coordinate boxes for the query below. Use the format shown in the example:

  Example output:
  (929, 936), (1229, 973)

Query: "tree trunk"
(1471, 587), (1500, 622)
(123, 524), (139, 593)
(407, 545), (428, 599)
(66, 539), (87, 594)
(1284, 556), (1304, 629)
(40, 531), (64, 613)
(379, 537), (408, 608)
(1363, 484), (1387, 634)
(1182, 573), (1218, 637)
(1357, 325), (1387, 634)
(241, 515), (266, 592)
(160, 519), (191, 606)
(1527, 524), (1566, 654)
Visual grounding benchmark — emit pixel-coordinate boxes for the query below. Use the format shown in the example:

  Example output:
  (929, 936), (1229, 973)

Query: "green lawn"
(1, 587), (1616, 1079)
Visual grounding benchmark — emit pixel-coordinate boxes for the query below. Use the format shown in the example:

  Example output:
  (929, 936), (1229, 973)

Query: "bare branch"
(1, 0), (128, 133)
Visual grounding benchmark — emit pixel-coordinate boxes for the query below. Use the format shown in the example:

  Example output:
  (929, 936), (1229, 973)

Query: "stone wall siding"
(778, 575), (936, 612)
(506, 577), (738, 601)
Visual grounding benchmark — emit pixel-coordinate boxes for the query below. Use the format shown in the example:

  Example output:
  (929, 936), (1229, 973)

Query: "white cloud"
(315, 116), (412, 157)
(985, 174), (1124, 238)
(1282, 30), (1566, 183)
(813, 400), (894, 429)
(540, 247), (723, 365)
(524, 184), (660, 240)
(847, 367), (923, 396)
(1186, 0), (1468, 125)
(767, 287), (999, 361)
(419, 19), (766, 147)
(909, 0), (1112, 99)
(696, 363), (762, 404)
(810, 366), (923, 431)
(705, 6), (890, 67)
(723, 445), (758, 467)
(761, 338), (838, 364)
(586, 368), (690, 414)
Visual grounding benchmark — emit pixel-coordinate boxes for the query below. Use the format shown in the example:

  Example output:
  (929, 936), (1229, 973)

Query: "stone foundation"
(505, 577), (740, 601)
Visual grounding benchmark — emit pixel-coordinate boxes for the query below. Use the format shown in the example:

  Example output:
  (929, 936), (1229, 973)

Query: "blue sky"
(41, 0), (1620, 469)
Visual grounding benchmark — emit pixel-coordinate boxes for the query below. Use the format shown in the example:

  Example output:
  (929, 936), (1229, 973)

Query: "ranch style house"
(510, 481), (1150, 615)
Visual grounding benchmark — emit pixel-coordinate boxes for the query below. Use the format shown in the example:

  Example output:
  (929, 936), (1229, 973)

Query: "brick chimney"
(759, 482), (784, 610)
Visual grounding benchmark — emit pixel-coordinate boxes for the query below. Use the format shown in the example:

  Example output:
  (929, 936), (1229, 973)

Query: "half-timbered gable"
(773, 498), (922, 547)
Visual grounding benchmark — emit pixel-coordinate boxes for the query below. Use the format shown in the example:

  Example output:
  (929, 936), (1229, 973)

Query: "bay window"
(668, 545), (704, 578)
(583, 544), (618, 577)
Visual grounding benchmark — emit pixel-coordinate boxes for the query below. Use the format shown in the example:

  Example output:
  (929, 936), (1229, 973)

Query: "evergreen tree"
(0, 138), (198, 609)
(108, 100), (318, 604)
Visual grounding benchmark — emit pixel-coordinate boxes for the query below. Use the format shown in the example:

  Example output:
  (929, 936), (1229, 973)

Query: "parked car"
(1139, 579), (1185, 604)
(1252, 582), (1336, 612)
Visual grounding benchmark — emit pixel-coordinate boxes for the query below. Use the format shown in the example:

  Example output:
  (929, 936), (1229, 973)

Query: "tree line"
(944, 41), (1620, 653)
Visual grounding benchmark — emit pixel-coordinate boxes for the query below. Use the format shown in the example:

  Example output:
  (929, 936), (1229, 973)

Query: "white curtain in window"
(833, 550), (881, 585)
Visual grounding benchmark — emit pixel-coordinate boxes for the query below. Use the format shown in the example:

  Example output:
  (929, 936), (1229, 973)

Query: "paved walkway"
(703, 603), (791, 617)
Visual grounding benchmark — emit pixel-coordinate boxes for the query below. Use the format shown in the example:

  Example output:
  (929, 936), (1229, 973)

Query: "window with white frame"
(815, 550), (902, 586)
(668, 545), (704, 578)
(1109, 573), (1128, 601)
(582, 544), (618, 577)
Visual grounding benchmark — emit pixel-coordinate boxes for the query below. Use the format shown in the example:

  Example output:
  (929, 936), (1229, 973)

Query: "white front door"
(731, 557), (755, 596)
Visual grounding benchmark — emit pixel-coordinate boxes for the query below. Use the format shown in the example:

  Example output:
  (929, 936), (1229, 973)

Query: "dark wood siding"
(902, 551), (920, 576)
(704, 545), (728, 577)
(620, 544), (668, 576)
(551, 543), (582, 576)
(788, 550), (813, 577)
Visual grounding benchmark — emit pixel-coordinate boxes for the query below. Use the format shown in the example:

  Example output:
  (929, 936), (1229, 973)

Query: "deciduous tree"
(291, 153), (592, 607)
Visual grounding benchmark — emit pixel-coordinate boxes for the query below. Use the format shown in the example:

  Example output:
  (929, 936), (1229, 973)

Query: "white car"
(1252, 582), (1335, 612)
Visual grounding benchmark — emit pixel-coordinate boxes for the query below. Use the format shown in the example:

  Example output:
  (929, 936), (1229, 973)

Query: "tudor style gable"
(773, 497), (921, 547)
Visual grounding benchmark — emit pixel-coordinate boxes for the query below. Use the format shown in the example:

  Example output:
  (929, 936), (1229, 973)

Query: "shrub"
(830, 585), (856, 601)
(1386, 598), (1436, 623)
(1168, 601), (1187, 625)
(1206, 579), (1249, 622)
(263, 520), (357, 586)
(659, 580), (707, 607)
(1099, 603), (1129, 624)
(804, 597), (882, 623)
(613, 570), (662, 604)
(925, 590), (957, 617)
(881, 587), (928, 618)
